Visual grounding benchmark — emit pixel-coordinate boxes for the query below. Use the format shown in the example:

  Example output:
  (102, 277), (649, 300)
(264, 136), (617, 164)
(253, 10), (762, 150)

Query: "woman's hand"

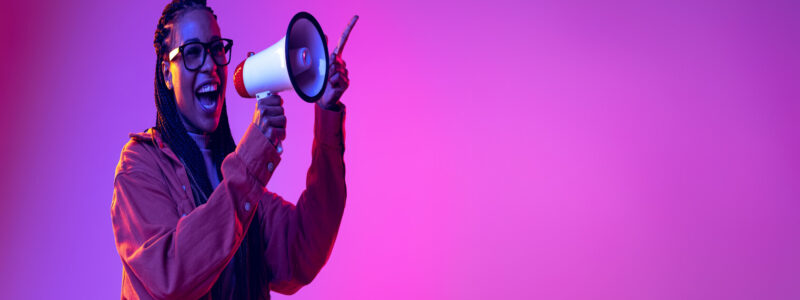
(318, 53), (349, 110)
(253, 93), (286, 148)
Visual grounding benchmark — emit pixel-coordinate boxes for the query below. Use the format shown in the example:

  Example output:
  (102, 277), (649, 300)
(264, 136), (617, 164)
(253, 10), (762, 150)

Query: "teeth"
(197, 83), (218, 94)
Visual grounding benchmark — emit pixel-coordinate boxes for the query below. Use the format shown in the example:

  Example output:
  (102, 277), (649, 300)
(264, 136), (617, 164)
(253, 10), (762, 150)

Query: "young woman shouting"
(111, 1), (349, 298)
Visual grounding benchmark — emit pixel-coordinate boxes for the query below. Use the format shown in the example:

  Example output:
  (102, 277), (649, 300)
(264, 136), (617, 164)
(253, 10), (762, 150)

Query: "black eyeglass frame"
(167, 38), (233, 71)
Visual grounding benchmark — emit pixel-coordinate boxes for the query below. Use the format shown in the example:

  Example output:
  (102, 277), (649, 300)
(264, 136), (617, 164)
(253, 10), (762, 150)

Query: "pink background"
(1, 0), (799, 299)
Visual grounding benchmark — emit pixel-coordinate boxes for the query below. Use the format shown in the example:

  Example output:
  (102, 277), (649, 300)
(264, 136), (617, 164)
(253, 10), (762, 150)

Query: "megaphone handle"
(256, 91), (273, 100)
(256, 91), (284, 154)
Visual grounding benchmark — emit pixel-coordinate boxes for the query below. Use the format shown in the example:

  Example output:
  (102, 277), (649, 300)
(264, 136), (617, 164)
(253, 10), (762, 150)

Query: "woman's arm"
(258, 104), (347, 295)
(111, 124), (279, 299)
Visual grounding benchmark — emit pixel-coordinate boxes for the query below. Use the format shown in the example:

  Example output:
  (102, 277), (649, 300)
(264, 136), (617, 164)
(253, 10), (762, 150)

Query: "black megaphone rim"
(285, 12), (329, 103)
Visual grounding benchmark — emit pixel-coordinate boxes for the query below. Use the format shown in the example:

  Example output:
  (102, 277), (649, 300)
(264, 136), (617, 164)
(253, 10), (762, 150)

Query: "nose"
(198, 49), (217, 73)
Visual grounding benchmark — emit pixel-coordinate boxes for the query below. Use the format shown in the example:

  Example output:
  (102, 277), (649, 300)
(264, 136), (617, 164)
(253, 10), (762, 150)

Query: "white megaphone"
(233, 12), (329, 102)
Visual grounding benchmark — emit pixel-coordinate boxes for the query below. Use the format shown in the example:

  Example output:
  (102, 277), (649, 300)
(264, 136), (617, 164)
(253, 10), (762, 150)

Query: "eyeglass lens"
(182, 40), (231, 70)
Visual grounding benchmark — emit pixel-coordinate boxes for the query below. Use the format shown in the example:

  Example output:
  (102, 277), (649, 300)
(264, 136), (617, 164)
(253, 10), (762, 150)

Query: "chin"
(195, 105), (223, 134)
(202, 121), (220, 134)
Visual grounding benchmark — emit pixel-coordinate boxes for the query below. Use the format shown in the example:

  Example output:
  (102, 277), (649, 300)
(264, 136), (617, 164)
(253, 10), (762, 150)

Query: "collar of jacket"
(129, 128), (183, 164)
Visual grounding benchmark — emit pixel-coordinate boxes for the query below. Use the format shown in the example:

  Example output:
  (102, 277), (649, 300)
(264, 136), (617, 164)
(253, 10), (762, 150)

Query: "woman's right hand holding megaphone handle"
(253, 92), (286, 152)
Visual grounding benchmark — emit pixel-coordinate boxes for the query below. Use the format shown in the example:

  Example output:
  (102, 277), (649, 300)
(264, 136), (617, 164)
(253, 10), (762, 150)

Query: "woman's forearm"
(259, 104), (347, 295)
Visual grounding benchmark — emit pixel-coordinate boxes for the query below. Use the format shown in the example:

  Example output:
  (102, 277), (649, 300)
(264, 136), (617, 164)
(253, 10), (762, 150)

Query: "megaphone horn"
(233, 12), (329, 102)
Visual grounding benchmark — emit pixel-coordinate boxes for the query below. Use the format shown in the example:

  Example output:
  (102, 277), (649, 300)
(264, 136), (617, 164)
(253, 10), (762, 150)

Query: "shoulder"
(112, 129), (180, 227)
(115, 128), (165, 178)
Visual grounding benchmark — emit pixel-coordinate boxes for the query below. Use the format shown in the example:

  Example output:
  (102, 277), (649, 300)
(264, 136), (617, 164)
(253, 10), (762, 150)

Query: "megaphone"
(233, 12), (329, 102)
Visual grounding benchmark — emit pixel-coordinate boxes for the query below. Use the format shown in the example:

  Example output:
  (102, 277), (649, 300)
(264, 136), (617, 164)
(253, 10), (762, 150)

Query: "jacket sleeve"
(111, 124), (280, 299)
(259, 104), (347, 295)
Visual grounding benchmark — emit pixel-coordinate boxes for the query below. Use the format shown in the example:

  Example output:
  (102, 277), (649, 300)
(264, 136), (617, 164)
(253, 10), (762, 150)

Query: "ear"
(162, 60), (174, 90)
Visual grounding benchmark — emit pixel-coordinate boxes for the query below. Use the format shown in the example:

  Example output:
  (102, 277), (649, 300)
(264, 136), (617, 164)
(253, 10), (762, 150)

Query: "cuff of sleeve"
(235, 123), (282, 185)
(315, 102), (346, 150)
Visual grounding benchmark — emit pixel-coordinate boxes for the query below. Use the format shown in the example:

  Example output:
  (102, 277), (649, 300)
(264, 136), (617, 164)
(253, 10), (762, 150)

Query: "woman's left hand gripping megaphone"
(319, 15), (358, 111)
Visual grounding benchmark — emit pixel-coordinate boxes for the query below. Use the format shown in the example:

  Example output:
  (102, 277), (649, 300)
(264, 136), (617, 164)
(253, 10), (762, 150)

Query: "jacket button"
(267, 162), (274, 172)
(182, 185), (186, 191)
(244, 202), (251, 211)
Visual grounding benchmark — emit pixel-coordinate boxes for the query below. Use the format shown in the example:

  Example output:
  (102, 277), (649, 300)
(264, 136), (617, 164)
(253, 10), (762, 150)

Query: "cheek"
(174, 71), (196, 109)
(218, 67), (228, 92)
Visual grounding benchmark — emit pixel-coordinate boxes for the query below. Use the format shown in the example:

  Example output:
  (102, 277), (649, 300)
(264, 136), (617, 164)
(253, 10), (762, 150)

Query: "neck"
(187, 131), (211, 150)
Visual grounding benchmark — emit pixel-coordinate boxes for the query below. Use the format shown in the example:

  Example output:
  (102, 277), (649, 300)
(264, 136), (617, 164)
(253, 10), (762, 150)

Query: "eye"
(210, 41), (225, 55)
(183, 44), (203, 59)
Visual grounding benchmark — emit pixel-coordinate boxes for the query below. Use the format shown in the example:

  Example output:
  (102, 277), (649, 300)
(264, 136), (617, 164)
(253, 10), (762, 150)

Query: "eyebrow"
(182, 36), (221, 44)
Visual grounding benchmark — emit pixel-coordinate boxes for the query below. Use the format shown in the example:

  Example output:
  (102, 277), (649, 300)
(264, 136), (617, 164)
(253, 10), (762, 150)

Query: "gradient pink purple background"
(1, 0), (799, 299)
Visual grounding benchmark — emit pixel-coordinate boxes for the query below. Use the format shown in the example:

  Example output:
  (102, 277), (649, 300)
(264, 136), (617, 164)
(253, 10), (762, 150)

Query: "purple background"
(1, 0), (799, 299)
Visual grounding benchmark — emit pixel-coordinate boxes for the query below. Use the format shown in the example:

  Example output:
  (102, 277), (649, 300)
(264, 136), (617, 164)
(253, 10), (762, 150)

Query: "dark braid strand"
(153, 0), (221, 206)
(151, 1), (263, 298)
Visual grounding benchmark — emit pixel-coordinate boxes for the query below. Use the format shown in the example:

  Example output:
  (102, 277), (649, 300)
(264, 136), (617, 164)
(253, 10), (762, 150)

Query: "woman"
(110, 0), (349, 299)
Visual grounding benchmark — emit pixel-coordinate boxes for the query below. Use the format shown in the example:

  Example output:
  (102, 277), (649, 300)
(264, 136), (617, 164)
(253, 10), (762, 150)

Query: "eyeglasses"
(168, 38), (233, 71)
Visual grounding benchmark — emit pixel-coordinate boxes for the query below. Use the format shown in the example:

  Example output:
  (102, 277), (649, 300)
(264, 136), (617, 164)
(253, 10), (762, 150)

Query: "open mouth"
(195, 82), (220, 112)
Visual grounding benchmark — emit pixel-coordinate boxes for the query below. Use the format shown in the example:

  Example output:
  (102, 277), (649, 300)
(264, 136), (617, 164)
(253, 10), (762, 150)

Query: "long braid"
(153, 1), (262, 298)
(154, 0), (219, 205)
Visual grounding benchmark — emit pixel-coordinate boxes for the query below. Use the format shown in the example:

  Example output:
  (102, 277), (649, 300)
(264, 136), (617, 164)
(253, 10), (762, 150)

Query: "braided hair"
(153, 0), (265, 297)
(153, 0), (235, 206)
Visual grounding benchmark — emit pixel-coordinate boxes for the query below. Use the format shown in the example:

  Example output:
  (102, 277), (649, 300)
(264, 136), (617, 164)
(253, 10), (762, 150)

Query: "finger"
(253, 106), (262, 127)
(330, 72), (350, 90)
(259, 115), (274, 130)
(257, 94), (283, 107)
(334, 15), (358, 57)
(329, 72), (342, 86)
(262, 105), (284, 116)
(331, 57), (347, 71)
(330, 64), (347, 77)
(258, 101), (281, 114)
(261, 115), (285, 130)
(329, 70), (348, 82)
(340, 75), (350, 89)
(336, 76), (350, 90)
(259, 96), (283, 108)
(272, 128), (286, 142)
(330, 55), (346, 68)
(267, 115), (287, 128)
(329, 61), (344, 75)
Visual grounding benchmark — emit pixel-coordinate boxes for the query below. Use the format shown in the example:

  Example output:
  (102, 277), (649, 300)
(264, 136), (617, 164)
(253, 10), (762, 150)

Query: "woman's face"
(163, 9), (226, 134)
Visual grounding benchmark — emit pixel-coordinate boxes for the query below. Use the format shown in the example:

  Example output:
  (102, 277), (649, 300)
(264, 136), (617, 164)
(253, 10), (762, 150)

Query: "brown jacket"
(111, 105), (346, 299)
